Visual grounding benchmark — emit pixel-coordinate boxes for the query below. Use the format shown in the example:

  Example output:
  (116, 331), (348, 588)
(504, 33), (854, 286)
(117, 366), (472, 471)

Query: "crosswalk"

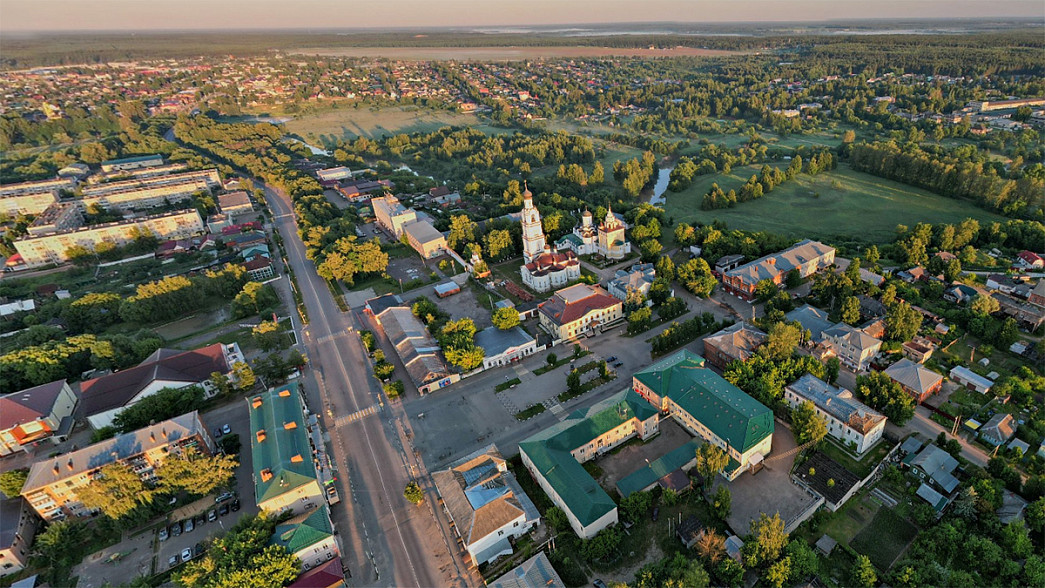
(333, 404), (380, 427)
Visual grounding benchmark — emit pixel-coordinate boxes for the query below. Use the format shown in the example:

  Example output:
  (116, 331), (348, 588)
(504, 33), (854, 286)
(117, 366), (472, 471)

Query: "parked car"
(613, 361), (624, 368)
(215, 491), (235, 503)
(218, 504), (230, 517)
(207, 509), (217, 522)
(168, 555), (179, 568)
(183, 518), (194, 533)
(170, 521), (182, 537)
(221, 424), (231, 435)
(213, 427), (223, 439)
(606, 356), (617, 363)
(230, 499), (240, 512)
(194, 543), (205, 557)
(181, 547), (193, 561)
(194, 515), (206, 527)
(593, 580), (609, 588)
(158, 526), (169, 541)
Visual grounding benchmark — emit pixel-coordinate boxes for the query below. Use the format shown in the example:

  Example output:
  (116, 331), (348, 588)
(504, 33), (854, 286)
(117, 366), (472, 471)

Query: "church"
(555, 207), (631, 260)
(518, 185), (581, 292)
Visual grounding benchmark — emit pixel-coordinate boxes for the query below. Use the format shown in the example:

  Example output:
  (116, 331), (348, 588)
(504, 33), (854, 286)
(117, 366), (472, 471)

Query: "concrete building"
(81, 168), (220, 197)
(633, 350), (774, 480)
(519, 390), (659, 539)
(374, 305), (459, 394)
(99, 154), (164, 173)
(249, 384), (324, 516)
(555, 207), (631, 260)
(0, 177), (75, 199)
(0, 191), (58, 216)
(901, 336), (936, 364)
(82, 342), (243, 430)
(785, 374), (886, 454)
(432, 445), (540, 566)
(702, 322), (767, 370)
(606, 263), (656, 302)
(949, 366), (994, 394)
(721, 240), (835, 300)
(14, 209), (204, 267)
(0, 380), (78, 456)
(538, 284), (622, 343)
(316, 167), (352, 182)
(21, 412), (213, 521)
(218, 190), (254, 216)
(786, 304), (835, 343)
(270, 505), (340, 571)
(90, 162), (188, 184)
(402, 219), (448, 259)
(0, 499), (37, 577)
(286, 559), (347, 588)
(474, 326), (539, 370)
(885, 359), (944, 404)
(371, 195), (417, 238)
(26, 203), (83, 236)
(821, 324), (882, 372)
(488, 552), (565, 588)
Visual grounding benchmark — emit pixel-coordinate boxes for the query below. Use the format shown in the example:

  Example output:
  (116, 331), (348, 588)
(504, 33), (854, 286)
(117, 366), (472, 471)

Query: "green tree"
(404, 481), (424, 504)
(383, 380), (404, 398)
(566, 369), (581, 392)
(210, 371), (232, 396)
(0, 468), (28, 498)
(711, 485), (732, 520)
(885, 300), (922, 342)
(695, 443), (729, 490)
(785, 269), (802, 289)
(785, 539), (819, 583)
(315, 236), (388, 285)
(851, 555), (877, 588)
(749, 512), (788, 565)
(855, 372), (915, 424)
(492, 307), (521, 330)
(112, 386), (205, 433)
(715, 558), (745, 588)
(252, 320), (284, 352)
(655, 255), (676, 282)
(840, 295), (861, 325)
(620, 491), (653, 521)
(174, 514), (299, 588)
(754, 279), (778, 302)
(156, 446), (238, 496)
(826, 356), (841, 384)
(791, 400), (828, 445)
(447, 214), (477, 250)
(971, 294), (1000, 316)
(483, 228), (514, 260)
(77, 463), (153, 519)
(546, 353), (558, 366)
(766, 557), (792, 588)
(546, 506), (570, 532)
(764, 322), (802, 360)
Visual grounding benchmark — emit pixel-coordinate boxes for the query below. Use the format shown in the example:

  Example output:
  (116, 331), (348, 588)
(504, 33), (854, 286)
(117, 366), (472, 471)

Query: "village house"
(980, 413), (1016, 446)
(702, 322), (767, 370)
(885, 359), (944, 403)
(785, 374), (886, 454)
(902, 444), (959, 494)
(721, 240), (835, 300)
(821, 324), (882, 372)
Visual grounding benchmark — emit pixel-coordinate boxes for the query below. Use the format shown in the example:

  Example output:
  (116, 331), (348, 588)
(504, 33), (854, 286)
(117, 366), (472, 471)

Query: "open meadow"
(662, 164), (1008, 243)
(283, 106), (505, 146)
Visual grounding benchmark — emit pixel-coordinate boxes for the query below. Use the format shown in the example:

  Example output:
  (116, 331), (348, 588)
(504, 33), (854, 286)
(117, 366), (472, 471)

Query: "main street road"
(260, 182), (476, 588)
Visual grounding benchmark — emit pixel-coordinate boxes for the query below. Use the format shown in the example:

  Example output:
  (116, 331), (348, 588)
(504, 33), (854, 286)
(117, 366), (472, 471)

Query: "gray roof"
(908, 444), (959, 493)
(475, 326), (534, 359)
(786, 305), (834, 342)
(403, 219), (446, 245)
(703, 322), (767, 363)
(724, 239), (834, 285)
(900, 436), (924, 454)
(885, 359), (944, 395)
(916, 483), (948, 511)
(981, 413), (1016, 445)
(365, 293), (402, 316)
(489, 552), (565, 588)
(0, 498), (27, 550)
(949, 366), (994, 390)
(823, 323), (882, 352)
(0, 379), (70, 431)
(786, 374), (885, 434)
(377, 306), (450, 387)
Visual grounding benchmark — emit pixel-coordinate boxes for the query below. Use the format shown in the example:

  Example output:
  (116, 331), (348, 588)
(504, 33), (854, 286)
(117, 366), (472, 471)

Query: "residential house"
(785, 374), (886, 454)
(821, 324), (882, 371)
(902, 444), (959, 494)
(0, 380), (78, 456)
(519, 390), (659, 539)
(99, 154), (164, 173)
(943, 283), (983, 305)
(702, 322), (767, 370)
(537, 284), (622, 343)
(432, 445), (540, 566)
(675, 516), (707, 550)
(402, 219), (448, 259)
(474, 326), (539, 370)
(721, 240), (835, 300)
(249, 384), (324, 516)
(714, 254), (745, 275)
(374, 305), (459, 394)
(606, 263), (657, 302)
(81, 342), (244, 430)
(980, 413), (1016, 446)
(270, 505), (340, 571)
(1015, 250), (1044, 270)
(488, 552), (565, 588)
(949, 366), (994, 394)
(786, 304), (834, 343)
(0, 499), (37, 577)
(897, 266), (929, 283)
(885, 359), (945, 403)
(633, 350), (774, 480)
(901, 336), (937, 364)
(243, 257), (275, 281)
(21, 412), (213, 521)
(994, 293), (1045, 330)
(985, 274), (1033, 299)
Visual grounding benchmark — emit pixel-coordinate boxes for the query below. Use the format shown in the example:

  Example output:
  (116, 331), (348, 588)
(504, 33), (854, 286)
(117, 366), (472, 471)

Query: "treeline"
(701, 151), (836, 210)
(612, 151), (658, 198)
(674, 220), (798, 264)
(119, 264), (248, 323)
(847, 141), (1045, 218)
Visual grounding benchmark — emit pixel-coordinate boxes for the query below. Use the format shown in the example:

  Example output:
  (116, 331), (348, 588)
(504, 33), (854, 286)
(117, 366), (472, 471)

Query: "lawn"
(283, 106), (505, 146)
(661, 164), (1008, 243)
(849, 507), (918, 571)
(820, 496), (878, 546)
(817, 438), (892, 479)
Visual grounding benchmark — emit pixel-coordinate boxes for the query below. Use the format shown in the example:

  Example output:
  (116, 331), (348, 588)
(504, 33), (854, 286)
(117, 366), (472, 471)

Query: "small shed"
(676, 515), (706, 550)
(815, 534), (837, 556)
(434, 282), (461, 298)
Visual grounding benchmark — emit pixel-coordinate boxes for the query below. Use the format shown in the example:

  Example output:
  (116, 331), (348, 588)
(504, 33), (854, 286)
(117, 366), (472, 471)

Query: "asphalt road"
(260, 181), (475, 588)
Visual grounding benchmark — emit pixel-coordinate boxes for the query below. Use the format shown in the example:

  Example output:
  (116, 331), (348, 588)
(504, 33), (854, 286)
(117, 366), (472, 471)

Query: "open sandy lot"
(291, 46), (744, 61)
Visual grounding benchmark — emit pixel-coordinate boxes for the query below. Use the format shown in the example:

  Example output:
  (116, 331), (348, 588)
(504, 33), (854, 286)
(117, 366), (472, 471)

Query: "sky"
(0, 0), (1041, 32)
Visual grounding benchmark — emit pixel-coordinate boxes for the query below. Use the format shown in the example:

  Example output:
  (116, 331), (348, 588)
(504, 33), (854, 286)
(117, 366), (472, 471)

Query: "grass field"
(283, 106), (505, 146)
(662, 164), (1008, 243)
(849, 507), (918, 570)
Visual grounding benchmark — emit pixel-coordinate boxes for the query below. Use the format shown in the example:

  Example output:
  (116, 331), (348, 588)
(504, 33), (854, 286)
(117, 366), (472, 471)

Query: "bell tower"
(520, 182), (546, 263)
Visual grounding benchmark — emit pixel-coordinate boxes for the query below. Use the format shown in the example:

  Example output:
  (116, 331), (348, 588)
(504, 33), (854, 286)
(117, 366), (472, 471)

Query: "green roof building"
(632, 350), (774, 480)
(271, 504), (340, 571)
(519, 389), (659, 539)
(249, 383), (323, 515)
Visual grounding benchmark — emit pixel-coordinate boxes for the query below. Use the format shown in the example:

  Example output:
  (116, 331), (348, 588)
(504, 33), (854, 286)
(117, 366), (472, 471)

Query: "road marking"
(317, 333), (343, 344)
(550, 403), (566, 420)
(334, 404), (380, 427)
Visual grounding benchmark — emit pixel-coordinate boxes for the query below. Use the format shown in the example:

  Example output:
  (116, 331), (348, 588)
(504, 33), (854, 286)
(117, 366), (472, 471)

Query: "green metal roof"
(634, 350), (773, 454)
(270, 505), (333, 554)
(248, 382), (318, 505)
(616, 438), (701, 497)
(519, 389), (657, 528)
(555, 233), (583, 246)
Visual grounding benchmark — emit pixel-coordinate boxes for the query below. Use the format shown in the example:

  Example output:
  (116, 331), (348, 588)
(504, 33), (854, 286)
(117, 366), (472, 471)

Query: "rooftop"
(248, 384), (317, 505)
(538, 284), (620, 326)
(377, 306), (450, 387)
(785, 305), (834, 342)
(724, 239), (834, 284)
(885, 359), (944, 395)
(474, 326), (534, 358)
(703, 322), (767, 363)
(488, 552), (565, 588)
(402, 219), (446, 244)
(904, 444), (959, 493)
(786, 374), (885, 434)
(270, 505), (333, 555)
(0, 379), (70, 432)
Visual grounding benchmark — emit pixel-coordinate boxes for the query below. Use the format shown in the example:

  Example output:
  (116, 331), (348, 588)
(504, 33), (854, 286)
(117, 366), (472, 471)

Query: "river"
(649, 165), (674, 206)
(286, 137), (331, 156)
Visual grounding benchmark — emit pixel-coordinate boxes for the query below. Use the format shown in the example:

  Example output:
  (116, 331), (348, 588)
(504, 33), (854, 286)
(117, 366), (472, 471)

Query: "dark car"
(230, 499), (240, 512)
(613, 361), (624, 368)
(593, 580), (609, 588)
(194, 543), (205, 557)
(170, 521), (182, 537)
(195, 515), (206, 527)
(606, 356), (617, 363)
(218, 504), (230, 516)
(215, 491), (235, 503)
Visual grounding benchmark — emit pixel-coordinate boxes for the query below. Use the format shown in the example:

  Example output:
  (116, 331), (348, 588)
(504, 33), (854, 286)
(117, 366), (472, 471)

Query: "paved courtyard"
(593, 418), (695, 492)
(714, 422), (820, 536)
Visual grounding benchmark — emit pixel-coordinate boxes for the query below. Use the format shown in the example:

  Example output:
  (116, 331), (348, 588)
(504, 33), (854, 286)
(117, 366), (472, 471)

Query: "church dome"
(522, 181), (532, 199)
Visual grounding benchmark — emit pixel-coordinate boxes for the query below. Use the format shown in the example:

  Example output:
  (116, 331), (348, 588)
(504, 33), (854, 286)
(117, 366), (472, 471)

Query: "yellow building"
(402, 220), (448, 259)
(371, 195), (417, 238)
(0, 191), (58, 216)
(537, 284), (623, 342)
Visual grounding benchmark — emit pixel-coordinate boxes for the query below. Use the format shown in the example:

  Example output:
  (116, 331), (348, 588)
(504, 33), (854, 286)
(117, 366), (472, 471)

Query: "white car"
(181, 548), (192, 562)
(221, 424), (231, 435)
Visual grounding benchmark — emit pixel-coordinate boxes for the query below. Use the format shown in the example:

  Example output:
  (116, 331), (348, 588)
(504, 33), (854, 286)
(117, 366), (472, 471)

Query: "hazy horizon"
(1, 0), (1041, 33)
